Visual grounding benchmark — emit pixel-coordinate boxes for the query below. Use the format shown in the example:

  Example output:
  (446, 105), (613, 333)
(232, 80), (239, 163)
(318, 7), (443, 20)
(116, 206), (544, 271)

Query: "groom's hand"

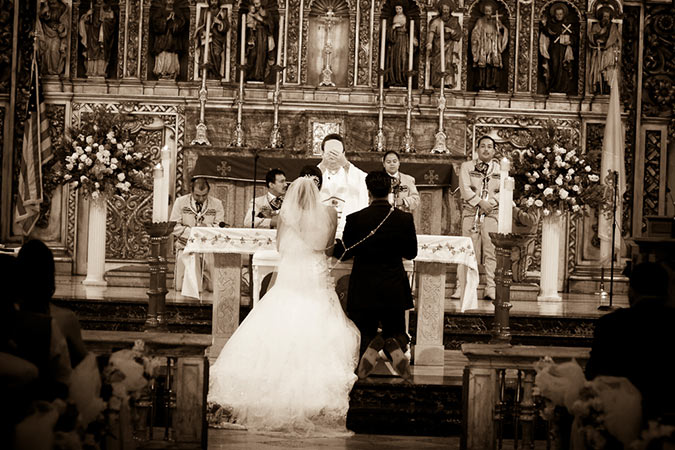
(332, 239), (345, 259)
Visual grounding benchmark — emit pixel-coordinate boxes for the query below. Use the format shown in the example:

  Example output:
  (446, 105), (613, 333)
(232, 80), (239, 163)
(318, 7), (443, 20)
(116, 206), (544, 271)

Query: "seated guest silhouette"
(17, 239), (88, 369)
(586, 262), (675, 424)
(243, 168), (287, 228)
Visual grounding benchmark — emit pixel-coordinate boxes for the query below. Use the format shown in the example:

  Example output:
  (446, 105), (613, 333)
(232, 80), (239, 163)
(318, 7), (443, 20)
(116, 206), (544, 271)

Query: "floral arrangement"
(510, 123), (608, 218)
(533, 357), (644, 449)
(45, 105), (151, 201)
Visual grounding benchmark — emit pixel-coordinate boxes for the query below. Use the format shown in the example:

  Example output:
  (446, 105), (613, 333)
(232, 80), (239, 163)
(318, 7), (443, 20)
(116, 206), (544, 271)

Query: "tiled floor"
(207, 430), (461, 449)
(207, 430), (552, 449)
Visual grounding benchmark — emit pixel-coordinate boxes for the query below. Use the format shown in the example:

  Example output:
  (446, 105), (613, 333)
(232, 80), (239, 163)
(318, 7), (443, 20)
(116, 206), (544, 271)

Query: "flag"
(13, 49), (53, 236)
(598, 67), (626, 265)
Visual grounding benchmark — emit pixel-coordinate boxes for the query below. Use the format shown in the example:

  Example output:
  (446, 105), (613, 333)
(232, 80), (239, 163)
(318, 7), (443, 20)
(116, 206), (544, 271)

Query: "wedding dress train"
(208, 178), (360, 436)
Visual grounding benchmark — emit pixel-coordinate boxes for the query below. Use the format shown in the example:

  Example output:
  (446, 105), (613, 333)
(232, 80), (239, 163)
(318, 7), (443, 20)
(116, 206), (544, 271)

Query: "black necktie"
(195, 202), (203, 212)
(476, 161), (489, 174)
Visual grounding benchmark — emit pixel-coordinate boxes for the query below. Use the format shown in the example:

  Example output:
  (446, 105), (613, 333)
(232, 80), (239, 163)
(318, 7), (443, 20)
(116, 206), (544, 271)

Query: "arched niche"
(306, 0), (351, 87)
(585, 0), (623, 95)
(465, 0), (511, 93)
(236, 0), (282, 84)
(379, 0), (422, 89)
(536, 0), (583, 95)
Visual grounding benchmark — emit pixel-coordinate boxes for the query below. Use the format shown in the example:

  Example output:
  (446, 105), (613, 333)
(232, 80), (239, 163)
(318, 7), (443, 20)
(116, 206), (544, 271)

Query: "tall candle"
(152, 163), (163, 223)
(161, 146), (171, 218)
(240, 13), (247, 66)
(380, 19), (386, 71)
(276, 19), (284, 66)
(497, 157), (512, 233)
(203, 8), (213, 65)
(408, 20), (415, 72)
(439, 19), (445, 75)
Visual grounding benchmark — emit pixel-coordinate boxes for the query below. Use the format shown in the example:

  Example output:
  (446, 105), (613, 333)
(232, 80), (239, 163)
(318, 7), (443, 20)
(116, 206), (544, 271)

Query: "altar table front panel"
(183, 227), (478, 364)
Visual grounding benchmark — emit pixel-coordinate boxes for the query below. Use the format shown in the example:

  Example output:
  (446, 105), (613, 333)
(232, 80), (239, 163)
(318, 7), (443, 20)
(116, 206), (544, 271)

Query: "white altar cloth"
(182, 227), (479, 312)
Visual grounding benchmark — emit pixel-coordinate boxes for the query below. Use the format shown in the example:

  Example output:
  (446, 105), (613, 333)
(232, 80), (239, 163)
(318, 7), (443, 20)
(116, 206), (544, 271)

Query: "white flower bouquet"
(511, 124), (608, 218)
(47, 105), (151, 200)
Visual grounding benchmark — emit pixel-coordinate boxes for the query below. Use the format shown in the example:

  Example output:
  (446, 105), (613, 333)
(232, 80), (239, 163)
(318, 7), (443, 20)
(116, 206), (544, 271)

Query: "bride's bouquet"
(533, 357), (643, 449)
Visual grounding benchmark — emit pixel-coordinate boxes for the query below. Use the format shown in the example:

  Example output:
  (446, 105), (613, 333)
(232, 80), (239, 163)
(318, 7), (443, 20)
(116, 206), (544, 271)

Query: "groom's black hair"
(299, 165), (323, 190)
(366, 170), (392, 199)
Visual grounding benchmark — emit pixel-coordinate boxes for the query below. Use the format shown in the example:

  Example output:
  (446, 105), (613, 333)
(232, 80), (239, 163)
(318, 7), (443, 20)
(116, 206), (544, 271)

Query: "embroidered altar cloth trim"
(182, 228), (479, 311)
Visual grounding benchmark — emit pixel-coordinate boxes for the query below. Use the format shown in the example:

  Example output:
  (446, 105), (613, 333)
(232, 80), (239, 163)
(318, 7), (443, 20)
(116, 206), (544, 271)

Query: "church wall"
(0, 0), (672, 293)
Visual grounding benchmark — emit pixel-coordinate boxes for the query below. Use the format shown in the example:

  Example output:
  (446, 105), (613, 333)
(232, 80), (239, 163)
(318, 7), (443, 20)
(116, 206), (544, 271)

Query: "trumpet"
(470, 174), (490, 233)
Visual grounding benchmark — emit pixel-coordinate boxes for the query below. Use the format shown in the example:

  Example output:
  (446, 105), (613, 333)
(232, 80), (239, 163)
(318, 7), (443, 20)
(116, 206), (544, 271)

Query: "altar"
(182, 227), (478, 366)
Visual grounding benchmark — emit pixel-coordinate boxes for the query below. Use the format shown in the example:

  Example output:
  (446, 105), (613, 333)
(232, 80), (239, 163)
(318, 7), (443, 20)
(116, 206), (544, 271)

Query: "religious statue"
(244, 0), (276, 82)
(587, 3), (620, 95)
(37, 0), (70, 76)
(470, 0), (508, 91)
(427, 0), (462, 88)
(150, 0), (189, 80)
(195, 0), (230, 79)
(539, 2), (577, 94)
(78, 0), (117, 78)
(384, 1), (417, 87)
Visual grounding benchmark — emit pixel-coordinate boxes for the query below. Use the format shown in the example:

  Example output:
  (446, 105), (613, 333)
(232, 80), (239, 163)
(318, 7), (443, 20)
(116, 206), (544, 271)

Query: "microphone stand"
(251, 150), (259, 226)
(598, 170), (619, 311)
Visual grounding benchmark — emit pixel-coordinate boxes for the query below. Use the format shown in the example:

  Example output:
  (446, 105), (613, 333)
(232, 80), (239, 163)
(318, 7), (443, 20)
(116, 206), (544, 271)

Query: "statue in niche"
(37, 0), (70, 76)
(79, 0), (117, 78)
(383, 1), (419, 87)
(427, 0), (462, 88)
(195, 0), (230, 79)
(242, 0), (277, 83)
(587, 2), (620, 95)
(539, 2), (578, 94)
(150, 0), (189, 80)
(470, 0), (508, 91)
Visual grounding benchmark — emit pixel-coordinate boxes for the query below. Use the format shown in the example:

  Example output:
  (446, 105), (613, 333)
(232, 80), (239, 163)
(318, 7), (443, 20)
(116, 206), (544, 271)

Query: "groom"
(337, 170), (418, 380)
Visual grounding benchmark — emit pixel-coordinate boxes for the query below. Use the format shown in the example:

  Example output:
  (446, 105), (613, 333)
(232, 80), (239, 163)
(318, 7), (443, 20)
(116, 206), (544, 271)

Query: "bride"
(208, 175), (361, 436)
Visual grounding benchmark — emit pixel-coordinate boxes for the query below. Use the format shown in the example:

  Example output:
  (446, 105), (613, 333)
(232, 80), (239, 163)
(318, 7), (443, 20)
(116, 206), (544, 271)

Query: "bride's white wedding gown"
(208, 198), (360, 436)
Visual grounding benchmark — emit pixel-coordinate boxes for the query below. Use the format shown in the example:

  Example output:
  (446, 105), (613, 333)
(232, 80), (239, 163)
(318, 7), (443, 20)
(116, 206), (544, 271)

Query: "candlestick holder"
(431, 92), (449, 154)
(268, 66), (284, 149)
(144, 221), (176, 330)
(488, 232), (533, 344)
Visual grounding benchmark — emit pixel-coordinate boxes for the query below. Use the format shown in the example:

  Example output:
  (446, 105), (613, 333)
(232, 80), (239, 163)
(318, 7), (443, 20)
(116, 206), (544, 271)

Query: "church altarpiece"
(0, 0), (673, 290)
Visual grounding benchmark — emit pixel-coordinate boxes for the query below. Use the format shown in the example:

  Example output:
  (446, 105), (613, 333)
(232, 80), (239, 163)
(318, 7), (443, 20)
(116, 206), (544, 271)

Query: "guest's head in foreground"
(17, 239), (56, 313)
(628, 261), (669, 307)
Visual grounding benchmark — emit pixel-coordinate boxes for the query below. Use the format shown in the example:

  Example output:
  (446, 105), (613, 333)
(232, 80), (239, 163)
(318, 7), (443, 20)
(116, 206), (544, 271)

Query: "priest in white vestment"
(317, 133), (368, 232)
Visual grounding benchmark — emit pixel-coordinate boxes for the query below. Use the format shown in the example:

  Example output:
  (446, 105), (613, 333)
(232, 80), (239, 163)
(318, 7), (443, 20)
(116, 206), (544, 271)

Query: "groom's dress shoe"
(384, 338), (412, 381)
(356, 347), (379, 379)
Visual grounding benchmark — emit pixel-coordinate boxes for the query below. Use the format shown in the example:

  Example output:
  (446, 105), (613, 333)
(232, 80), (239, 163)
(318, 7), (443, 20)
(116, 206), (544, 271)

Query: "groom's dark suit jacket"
(340, 199), (418, 312)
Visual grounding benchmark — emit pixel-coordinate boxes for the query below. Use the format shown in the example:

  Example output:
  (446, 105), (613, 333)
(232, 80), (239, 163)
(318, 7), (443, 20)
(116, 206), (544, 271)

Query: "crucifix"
(319, 8), (336, 87)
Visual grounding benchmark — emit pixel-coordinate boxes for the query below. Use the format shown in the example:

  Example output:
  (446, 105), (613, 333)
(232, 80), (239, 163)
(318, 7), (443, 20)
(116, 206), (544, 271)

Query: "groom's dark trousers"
(339, 199), (418, 356)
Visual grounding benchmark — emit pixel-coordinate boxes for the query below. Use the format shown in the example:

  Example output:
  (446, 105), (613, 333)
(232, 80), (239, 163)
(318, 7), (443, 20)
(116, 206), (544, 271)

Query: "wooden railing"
(83, 330), (211, 449)
(461, 343), (590, 450)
